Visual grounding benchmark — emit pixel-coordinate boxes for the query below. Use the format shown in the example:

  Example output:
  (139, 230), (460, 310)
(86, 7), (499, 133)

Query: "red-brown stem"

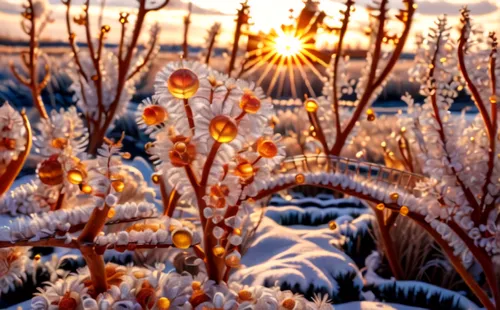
(409, 215), (496, 310)
(182, 2), (192, 59)
(0, 237), (78, 249)
(128, 33), (158, 80)
(420, 20), (480, 214)
(227, 2), (248, 76)
(165, 189), (181, 217)
(64, 0), (88, 82)
(398, 134), (414, 173)
(457, 25), (494, 142)
(385, 210), (399, 231)
(201, 142), (221, 187)
(374, 208), (404, 279)
(330, 0), (415, 155)
(14, 0), (49, 119)
(205, 28), (218, 65)
(52, 192), (65, 211)
(80, 245), (108, 294)
(184, 98), (196, 134)
(331, 0), (354, 136)
(307, 111), (330, 155)
(87, 0), (170, 154)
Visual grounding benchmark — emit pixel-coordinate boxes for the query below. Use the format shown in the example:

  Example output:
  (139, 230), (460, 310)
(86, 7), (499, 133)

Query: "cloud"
(417, 0), (497, 16)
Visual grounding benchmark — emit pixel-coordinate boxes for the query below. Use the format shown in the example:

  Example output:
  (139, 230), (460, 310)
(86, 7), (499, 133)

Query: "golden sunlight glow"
(274, 33), (302, 57)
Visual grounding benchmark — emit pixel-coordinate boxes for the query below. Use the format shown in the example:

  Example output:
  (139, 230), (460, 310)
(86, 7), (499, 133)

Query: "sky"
(0, 0), (499, 51)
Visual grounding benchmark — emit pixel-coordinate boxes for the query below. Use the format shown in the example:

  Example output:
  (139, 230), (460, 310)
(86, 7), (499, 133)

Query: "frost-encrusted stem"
(426, 19), (480, 213)
(330, 0), (415, 155)
(480, 32), (498, 222)
(65, 0), (170, 154)
(0, 111), (32, 196)
(457, 9), (494, 141)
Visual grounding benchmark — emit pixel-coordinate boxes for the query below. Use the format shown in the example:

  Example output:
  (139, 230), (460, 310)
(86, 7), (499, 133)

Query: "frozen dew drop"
(142, 105), (167, 126)
(229, 234), (242, 245)
(366, 108), (376, 121)
(67, 168), (84, 185)
(50, 137), (67, 149)
(203, 207), (214, 218)
(167, 68), (199, 99)
(376, 203), (385, 210)
(212, 245), (225, 258)
(107, 208), (116, 219)
(172, 229), (192, 249)
(295, 174), (305, 184)
(80, 183), (92, 194)
(257, 138), (278, 158)
(112, 180), (125, 193)
(304, 99), (318, 113)
(389, 192), (399, 201)
(34, 254), (41, 261)
(192, 281), (202, 291)
(212, 226), (225, 239)
(157, 297), (171, 310)
(400, 206), (409, 216)
(282, 298), (296, 310)
(225, 250), (241, 267)
(38, 157), (64, 185)
(238, 290), (252, 301)
(328, 220), (337, 230)
(209, 115), (238, 143)
(239, 92), (261, 114)
(234, 161), (254, 179)
(151, 174), (161, 184)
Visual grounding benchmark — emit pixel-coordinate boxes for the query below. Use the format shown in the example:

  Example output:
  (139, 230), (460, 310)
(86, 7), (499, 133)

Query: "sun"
(239, 2), (331, 98)
(274, 32), (302, 57)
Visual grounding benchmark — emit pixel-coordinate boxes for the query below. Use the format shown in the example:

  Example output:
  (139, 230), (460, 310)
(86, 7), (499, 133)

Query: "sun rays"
(240, 1), (331, 97)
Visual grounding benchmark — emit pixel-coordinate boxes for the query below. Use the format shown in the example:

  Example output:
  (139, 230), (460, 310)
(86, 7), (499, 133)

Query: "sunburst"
(240, 0), (331, 98)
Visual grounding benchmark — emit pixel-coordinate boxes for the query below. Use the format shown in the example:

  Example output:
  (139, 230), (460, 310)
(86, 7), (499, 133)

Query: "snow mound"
(231, 216), (363, 299)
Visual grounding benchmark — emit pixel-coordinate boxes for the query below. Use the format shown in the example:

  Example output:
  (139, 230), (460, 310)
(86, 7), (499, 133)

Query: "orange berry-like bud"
(234, 161), (254, 179)
(304, 99), (318, 113)
(51, 137), (67, 149)
(282, 298), (296, 310)
(212, 245), (225, 258)
(239, 92), (261, 114)
(209, 115), (238, 143)
(238, 290), (253, 301)
(142, 105), (167, 126)
(167, 68), (199, 99)
(38, 157), (64, 186)
(67, 168), (85, 185)
(295, 174), (305, 184)
(257, 138), (278, 158)
(172, 229), (192, 249)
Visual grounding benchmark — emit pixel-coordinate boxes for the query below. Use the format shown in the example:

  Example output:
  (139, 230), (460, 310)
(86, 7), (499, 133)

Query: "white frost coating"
(0, 202), (157, 242)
